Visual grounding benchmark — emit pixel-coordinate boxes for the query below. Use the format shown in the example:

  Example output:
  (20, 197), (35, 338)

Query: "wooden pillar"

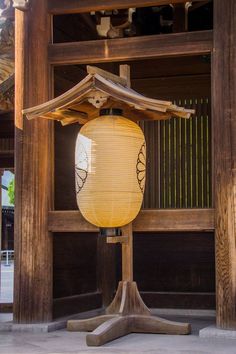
(14, 1), (54, 323)
(213, 0), (236, 329)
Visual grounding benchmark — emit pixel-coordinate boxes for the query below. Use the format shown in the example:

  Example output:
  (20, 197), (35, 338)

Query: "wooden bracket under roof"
(23, 65), (195, 126)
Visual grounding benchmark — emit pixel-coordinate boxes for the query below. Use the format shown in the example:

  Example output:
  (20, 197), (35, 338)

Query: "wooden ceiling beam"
(49, 30), (213, 65)
(48, 0), (209, 15)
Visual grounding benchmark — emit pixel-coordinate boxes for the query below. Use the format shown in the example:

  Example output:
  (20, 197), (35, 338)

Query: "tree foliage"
(8, 178), (14, 205)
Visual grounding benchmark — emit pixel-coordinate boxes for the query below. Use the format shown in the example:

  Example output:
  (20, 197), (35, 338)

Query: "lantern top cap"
(23, 65), (195, 126)
(100, 108), (123, 116)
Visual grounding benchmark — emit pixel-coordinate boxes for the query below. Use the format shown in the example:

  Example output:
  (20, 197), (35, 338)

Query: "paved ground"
(0, 315), (236, 354)
(0, 267), (236, 353)
(0, 261), (14, 303)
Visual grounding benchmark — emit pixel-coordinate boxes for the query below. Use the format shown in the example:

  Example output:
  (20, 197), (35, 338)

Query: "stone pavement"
(0, 314), (236, 354)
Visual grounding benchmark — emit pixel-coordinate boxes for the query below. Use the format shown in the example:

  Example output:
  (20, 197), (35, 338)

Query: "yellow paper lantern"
(75, 109), (146, 228)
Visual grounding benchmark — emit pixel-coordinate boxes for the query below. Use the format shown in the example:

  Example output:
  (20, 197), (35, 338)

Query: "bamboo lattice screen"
(140, 97), (212, 209)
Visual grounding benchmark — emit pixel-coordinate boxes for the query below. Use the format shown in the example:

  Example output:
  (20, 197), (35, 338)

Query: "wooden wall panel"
(53, 233), (98, 298)
(54, 56), (211, 94)
(114, 232), (216, 309)
(133, 74), (211, 100)
(53, 292), (102, 318)
(133, 232), (215, 293)
(140, 291), (215, 309)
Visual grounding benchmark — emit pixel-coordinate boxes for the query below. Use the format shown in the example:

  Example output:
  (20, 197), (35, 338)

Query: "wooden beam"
(48, 0), (208, 15)
(48, 209), (215, 233)
(14, 1), (54, 323)
(49, 30), (213, 66)
(133, 209), (214, 232)
(48, 210), (98, 232)
(213, 0), (236, 330)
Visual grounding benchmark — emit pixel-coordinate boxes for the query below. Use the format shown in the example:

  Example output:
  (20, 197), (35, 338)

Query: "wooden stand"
(67, 223), (191, 346)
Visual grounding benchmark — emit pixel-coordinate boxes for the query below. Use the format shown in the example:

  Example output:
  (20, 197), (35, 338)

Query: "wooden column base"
(67, 281), (191, 346)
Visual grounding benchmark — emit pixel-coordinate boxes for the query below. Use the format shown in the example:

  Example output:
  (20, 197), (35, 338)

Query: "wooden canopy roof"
(23, 66), (194, 125)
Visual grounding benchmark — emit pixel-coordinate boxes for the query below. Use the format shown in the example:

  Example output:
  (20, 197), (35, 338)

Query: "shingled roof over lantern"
(23, 65), (194, 125)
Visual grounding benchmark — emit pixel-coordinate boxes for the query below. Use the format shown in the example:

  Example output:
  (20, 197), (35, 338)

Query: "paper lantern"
(75, 109), (146, 228)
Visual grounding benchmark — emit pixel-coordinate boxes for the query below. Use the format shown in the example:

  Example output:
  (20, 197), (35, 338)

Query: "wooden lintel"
(48, 0), (207, 15)
(48, 30), (213, 66)
(48, 209), (215, 233)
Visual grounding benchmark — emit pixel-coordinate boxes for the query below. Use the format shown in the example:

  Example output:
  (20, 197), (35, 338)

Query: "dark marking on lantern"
(75, 142), (88, 194)
(136, 142), (146, 194)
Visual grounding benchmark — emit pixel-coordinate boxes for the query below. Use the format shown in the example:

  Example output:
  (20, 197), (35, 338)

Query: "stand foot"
(131, 314), (191, 335)
(83, 314), (190, 346)
(86, 316), (130, 346)
(67, 281), (191, 346)
(67, 315), (116, 332)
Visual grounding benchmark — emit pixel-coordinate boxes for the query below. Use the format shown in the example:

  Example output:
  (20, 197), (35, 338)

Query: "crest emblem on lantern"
(136, 142), (146, 194)
(75, 142), (89, 194)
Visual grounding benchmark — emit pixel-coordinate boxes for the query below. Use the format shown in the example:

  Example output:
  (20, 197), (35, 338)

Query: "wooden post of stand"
(121, 223), (133, 282)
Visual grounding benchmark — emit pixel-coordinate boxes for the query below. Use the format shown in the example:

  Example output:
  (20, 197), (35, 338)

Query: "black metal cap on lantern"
(99, 228), (121, 237)
(100, 108), (123, 116)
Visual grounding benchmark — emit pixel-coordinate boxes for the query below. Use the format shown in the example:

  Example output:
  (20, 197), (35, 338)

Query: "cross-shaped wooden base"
(67, 281), (191, 346)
